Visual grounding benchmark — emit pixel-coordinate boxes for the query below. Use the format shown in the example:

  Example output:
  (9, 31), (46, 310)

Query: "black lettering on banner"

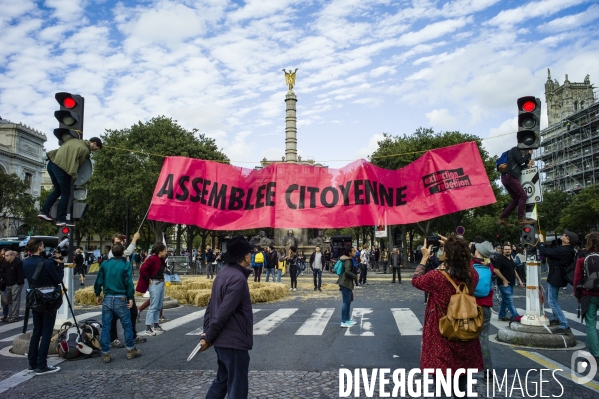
(190, 177), (203, 202)
(228, 187), (245, 210)
(354, 180), (364, 205)
(157, 174), (174, 199)
(299, 186), (306, 209)
(256, 185), (266, 208)
(396, 186), (407, 206)
(320, 186), (339, 208)
(200, 179), (211, 205)
(244, 188), (255, 210)
(307, 187), (320, 209)
(175, 176), (190, 201)
(422, 168), (472, 195)
(338, 181), (352, 206)
(266, 182), (276, 206)
(208, 183), (227, 210)
(364, 180), (379, 205)
(379, 182), (393, 206)
(286, 184), (298, 210)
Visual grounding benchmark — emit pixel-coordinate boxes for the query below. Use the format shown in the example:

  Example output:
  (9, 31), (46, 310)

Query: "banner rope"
(102, 129), (524, 165)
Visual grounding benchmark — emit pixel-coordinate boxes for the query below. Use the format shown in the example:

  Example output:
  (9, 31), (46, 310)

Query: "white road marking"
(345, 308), (374, 336)
(186, 309), (261, 336)
(0, 357), (64, 394)
(391, 308), (422, 335)
(160, 310), (205, 331)
(295, 308), (334, 335)
(253, 309), (297, 335)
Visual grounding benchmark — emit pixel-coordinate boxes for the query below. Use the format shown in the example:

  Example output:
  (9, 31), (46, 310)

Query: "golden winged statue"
(282, 68), (298, 91)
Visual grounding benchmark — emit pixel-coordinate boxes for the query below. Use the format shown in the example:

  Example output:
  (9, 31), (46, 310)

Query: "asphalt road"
(1, 271), (599, 398)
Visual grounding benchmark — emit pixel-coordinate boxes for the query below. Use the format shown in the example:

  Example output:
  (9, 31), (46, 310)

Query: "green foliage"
(537, 189), (573, 233)
(560, 185), (599, 233)
(0, 169), (35, 221)
(86, 116), (228, 242)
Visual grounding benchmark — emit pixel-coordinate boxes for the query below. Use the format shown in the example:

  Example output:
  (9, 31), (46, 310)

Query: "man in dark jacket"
(498, 146), (536, 227)
(201, 236), (254, 399)
(2, 251), (24, 322)
(265, 246), (277, 282)
(538, 230), (578, 334)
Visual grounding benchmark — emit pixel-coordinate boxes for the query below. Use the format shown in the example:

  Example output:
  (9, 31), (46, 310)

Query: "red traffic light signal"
(56, 93), (78, 109)
(521, 100), (536, 112)
(516, 96), (541, 150)
(61, 226), (71, 234)
(54, 92), (84, 144)
(523, 226), (531, 233)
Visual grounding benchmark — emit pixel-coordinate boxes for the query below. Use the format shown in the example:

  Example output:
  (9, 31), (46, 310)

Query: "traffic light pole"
(54, 182), (76, 328)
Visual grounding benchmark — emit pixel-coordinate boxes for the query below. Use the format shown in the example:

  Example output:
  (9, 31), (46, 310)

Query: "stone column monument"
(283, 68), (298, 163)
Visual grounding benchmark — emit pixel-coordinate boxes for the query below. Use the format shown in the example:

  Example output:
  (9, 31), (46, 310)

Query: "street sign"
(456, 226), (465, 235)
(75, 158), (92, 186)
(519, 166), (543, 204)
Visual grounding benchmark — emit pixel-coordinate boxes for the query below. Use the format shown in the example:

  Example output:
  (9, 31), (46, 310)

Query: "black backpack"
(581, 253), (599, 290)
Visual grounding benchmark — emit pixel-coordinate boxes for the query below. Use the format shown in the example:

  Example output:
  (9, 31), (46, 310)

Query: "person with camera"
(390, 246), (401, 283)
(413, 235), (483, 397)
(494, 242), (524, 321)
(22, 238), (64, 375)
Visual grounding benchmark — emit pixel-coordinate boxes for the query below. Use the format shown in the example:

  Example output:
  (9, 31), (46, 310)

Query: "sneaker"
(549, 319), (560, 326)
(28, 366), (37, 373)
(340, 322), (352, 328)
(103, 353), (111, 363)
(314, 287), (317, 291)
(80, 283), (85, 287)
(293, 288), (297, 291)
(153, 326), (166, 334)
(37, 212), (54, 222)
(7, 317), (19, 323)
(318, 288), (322, 292)
(134, 336), (147, 344)
(289, 287), (293, 291)
(56, 221), (66, 226)
(553, 327), (571, 334)
(36, 365), (60, 375)
(126, 348), (141, 359)
(159, 317), (169, 323)
(497, 217), (513, 227)
(347, 320), (357, 325)
(111, 339), (125, 349)
(143, 328), (156, 336)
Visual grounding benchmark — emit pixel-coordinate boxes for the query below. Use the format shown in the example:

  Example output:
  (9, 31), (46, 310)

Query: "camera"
(426, 234), (441, 250)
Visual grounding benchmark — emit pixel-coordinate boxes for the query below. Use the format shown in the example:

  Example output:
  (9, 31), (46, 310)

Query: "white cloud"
(538, 3), (599, 32)
(426, 109), (459, 129)
(488, 0), (588, 27)
(356, 133), (385, 160)
(484, 117), (517, 157)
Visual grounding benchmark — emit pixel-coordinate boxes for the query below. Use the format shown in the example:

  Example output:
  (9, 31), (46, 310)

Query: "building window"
(24, 172), (32, 190)
(580, 101), (585, 110)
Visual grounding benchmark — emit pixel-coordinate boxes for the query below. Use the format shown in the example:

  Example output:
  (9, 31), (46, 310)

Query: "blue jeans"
(313, 269), (322, 289)
(146, 280), (165, 325)
(28, 309), (57, 369)
(340, 286), (352, 323)
(41, 160), (72, 221)
(265, 268), (275, 282)
(276, 269), (282, 282)
(547, 283), (568, 329)
(498, 284), (520, 319)
(101, 295), (135, 352)
(206, 347), (250, 399)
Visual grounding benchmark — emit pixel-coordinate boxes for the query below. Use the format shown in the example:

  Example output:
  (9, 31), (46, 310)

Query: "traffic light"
(521, 223), (536, 247)
(517, 96), (541, 150)
(57, 226), (72, 254)
(54, 92), (84, 144)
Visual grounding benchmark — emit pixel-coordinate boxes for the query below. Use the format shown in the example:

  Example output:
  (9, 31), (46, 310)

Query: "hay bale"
(165, 285), (190, 304)
(75, 287), (101, 306)
(192, 290), (212, 307)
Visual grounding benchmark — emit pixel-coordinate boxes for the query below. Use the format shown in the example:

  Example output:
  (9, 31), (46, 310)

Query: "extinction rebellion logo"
(422, 168), (472, 195)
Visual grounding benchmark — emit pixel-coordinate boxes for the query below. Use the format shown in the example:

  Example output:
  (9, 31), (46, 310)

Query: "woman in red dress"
(412, 235), (484, 396)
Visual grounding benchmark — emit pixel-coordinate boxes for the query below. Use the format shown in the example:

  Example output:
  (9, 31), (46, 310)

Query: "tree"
(537, 189), (572, 233)
(0, 169), (35, 228)
(86, 116), (229, 242)
(560, 185), (599, 233)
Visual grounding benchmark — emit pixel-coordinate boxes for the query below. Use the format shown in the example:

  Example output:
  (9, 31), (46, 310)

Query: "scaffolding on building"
(539, 89), (599, 192)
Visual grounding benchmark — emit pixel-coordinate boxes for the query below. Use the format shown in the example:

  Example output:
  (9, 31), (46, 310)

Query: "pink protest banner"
(148, 142), (496, 230)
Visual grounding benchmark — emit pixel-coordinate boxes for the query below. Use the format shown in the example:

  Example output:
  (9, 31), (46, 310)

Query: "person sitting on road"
(200, 236), (254, 399)
(38, 136), (102, 226)
(94, 243), (141, 363)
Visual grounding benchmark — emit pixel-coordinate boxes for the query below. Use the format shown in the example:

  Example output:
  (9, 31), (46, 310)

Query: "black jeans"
(41, 161), (72, 221)
(359, 264), (367, 285)
(516, 265), (526, 284)
(289, 265), (297, 288)
(110, 300), (138, 341)
(28, 309), (57, 369)
(392, 267), (402, 282)
(206, 347), (250, 399)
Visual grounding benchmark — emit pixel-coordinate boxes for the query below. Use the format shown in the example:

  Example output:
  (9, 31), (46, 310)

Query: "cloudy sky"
(1, 0), (598, 168)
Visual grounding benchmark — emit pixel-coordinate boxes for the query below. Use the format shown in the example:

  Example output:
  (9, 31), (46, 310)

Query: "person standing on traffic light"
(38, 136), (102, 226)
(497, 146), (535, 227)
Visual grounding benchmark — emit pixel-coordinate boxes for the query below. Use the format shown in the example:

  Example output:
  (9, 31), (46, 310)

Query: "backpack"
(473, 263), (492, 297)
(254, 252), (264, 264)
(581, 253), (599, 290)
(496, 150), (509, 173)
(55, 320), (102, 359)
(334, 259), (344, 276)
(438, 271), (484, 341)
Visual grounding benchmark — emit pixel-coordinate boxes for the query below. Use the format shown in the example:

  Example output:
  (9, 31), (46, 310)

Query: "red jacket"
(135, 255), (165, 294)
